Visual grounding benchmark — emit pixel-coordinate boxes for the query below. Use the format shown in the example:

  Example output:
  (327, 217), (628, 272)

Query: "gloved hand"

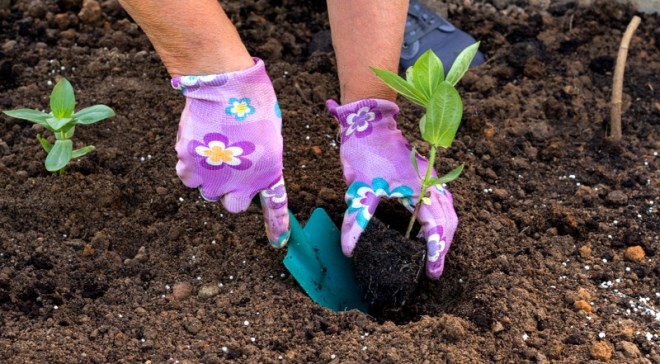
(327, 98), (458, 279)
(171, 58), (290, 248)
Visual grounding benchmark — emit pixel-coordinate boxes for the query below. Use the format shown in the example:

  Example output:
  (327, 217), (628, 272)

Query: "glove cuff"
(170, 57), (265, 89)
(326, 98), (400, 144)
(170, 58), (281, 126)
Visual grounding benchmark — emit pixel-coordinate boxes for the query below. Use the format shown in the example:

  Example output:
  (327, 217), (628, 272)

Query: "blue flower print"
(274, 102), (282, 119)
(346, 178), (413, 229)
(225, 97), (256, 121)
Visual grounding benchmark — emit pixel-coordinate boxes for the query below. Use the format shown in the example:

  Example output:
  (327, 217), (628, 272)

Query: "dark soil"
(353, 216), (425, 314)
(1, 0), (659, 362)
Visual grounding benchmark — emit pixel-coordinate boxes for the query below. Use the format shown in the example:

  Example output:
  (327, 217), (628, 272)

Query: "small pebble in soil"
(173, 282), (192, 300)
(606, 190), (628, 205)
(624, 246), (645, 262)
(243, 320), (249, 326)
(590, 341), (612, 360)
(574, 300), (592, 313)
(617, 341), (642, 359)
(492, 322), (505, 333)
(198, 284), (219, 299)
(578, 245), (591, 258)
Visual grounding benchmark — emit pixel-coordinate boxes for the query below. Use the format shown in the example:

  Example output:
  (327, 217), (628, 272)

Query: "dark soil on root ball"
(0, 0), (659, 362)
(353, 217), (425, 314)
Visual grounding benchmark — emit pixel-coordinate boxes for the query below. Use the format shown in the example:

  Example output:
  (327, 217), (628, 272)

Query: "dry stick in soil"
(610, 15), (641, 142)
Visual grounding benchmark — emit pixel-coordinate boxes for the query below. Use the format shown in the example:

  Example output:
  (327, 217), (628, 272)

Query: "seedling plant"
(2, 78), (115, 174)
(371, 43), (480, 239)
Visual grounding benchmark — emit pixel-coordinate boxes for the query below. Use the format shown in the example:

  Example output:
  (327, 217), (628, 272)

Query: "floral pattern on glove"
(338, 100), (382, 141)
(190, 132), (254, 170)
(425, 225), (447, 263)
(171, 58), (290, 247)
(225, 97), (256, 121)
(171, 74), (229, 95)
(328, 98), (459, 279)
(261, 176), (287, 210)
(346, 178), (413, 229)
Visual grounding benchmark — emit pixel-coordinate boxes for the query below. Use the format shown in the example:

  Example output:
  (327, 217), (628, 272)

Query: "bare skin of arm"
(118, 0), (408, 103)
(326, 0), (408, 104)
(118, 0), (253, 77)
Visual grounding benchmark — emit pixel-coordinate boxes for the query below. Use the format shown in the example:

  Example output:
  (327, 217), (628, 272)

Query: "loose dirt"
(0, 0), (658, 362)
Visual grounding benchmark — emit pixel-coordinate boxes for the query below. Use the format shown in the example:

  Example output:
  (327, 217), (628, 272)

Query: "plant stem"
(610, 15), (641, 142)
(405, 146), (437, 239)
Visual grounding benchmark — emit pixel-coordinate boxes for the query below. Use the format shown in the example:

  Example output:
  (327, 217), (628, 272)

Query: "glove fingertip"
(325, 99), (340, 116)
(425, 258), (445, 280)
(268, 229), (291, 249)
(424, 227), (449, 280)
(221, 192), (253, 213)
(341, 215), (367, 257)
(259, 186), (290, 248)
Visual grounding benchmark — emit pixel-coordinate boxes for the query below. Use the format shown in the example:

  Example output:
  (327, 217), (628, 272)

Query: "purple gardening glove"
(171, 58), (290, 248)
(327, 98), (459, 279)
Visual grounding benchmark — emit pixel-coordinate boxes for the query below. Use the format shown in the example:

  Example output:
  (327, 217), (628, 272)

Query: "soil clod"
(624, 246), (645, 262)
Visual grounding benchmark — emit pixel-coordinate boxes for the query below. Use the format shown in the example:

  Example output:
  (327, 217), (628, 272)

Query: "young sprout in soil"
(2, 78), (114, 174)
(371, 43), (480, 239)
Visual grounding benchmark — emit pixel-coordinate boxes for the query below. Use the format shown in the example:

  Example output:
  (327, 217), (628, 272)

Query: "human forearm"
(119, 0), (253, 77)
(326, 0), (408, 103)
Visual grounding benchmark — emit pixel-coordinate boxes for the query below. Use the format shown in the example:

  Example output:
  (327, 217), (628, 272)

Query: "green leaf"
(422, 82), (463, 148)
(36, 134), (52, 152)
(46, 117), (73, 132)
(405, 66), (414, 84)
(412, 50), (444, 102)
(428, 164), (464, 185)
(74, 105), (115, 125)
(45, 139), (72, 172)
(409, 146), (421, 179)
(72, 145), (95, 159)
(445, 42), (480, 86)
(62, 125), (75, 139)
(3, 109), (51, 128)
(370, 67), (426, 106)
(50, 78), (75, 118)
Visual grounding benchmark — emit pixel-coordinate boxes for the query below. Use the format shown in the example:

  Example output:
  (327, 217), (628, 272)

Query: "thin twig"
(293, 82), (311, 104)
(610, 16), (641, 142)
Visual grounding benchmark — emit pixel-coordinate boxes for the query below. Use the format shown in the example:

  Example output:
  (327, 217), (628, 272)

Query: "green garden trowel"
(284, 209), (368, 313)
